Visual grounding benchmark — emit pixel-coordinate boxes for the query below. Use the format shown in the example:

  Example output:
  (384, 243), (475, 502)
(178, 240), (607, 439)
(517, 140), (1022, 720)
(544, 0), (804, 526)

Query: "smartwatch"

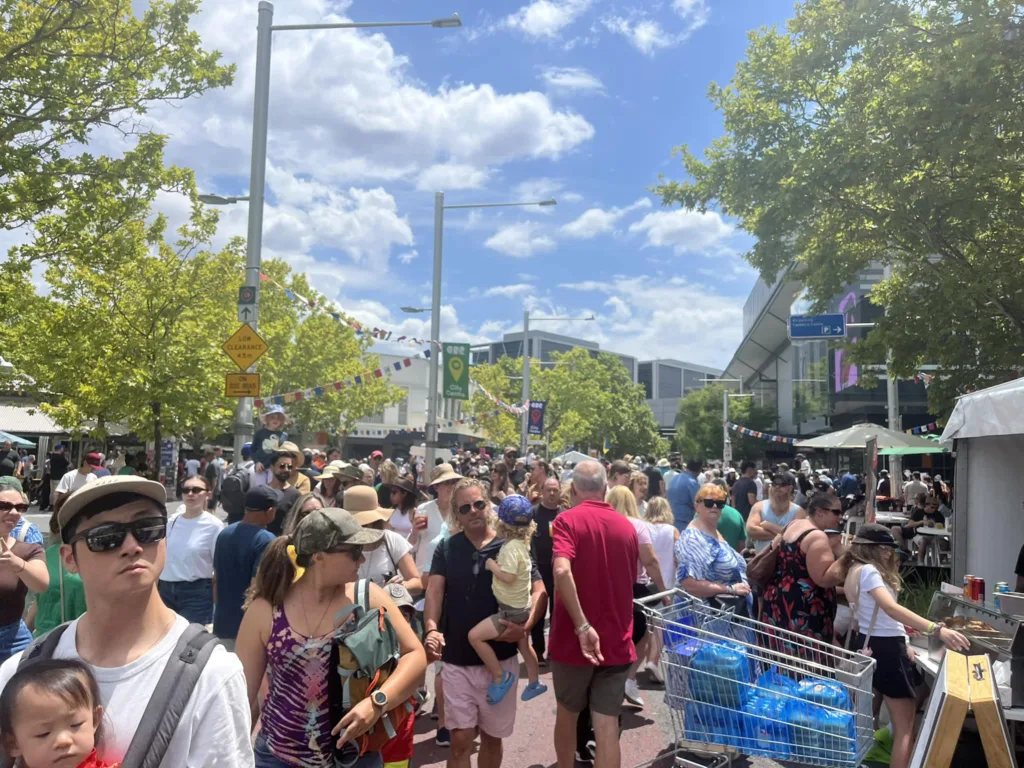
(371, 690), (388, 711)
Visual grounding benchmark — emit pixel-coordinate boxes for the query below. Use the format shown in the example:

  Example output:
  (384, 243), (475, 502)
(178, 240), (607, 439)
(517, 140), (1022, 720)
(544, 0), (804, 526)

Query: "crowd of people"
(0, 410), (969, 768)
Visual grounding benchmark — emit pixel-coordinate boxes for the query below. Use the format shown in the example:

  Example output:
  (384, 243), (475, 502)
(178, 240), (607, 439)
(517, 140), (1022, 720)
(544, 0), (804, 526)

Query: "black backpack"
(0, 623), (220, 768)
(221, 463), (251, 523)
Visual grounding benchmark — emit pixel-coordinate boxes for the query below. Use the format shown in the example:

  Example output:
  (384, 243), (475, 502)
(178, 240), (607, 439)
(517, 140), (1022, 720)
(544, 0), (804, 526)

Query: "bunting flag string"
(470, 379), (528, 415)
(913, 371), (934, 389)
(725, 421), (800, 445)
(350, 408), (512, 437)
(906, 422), (940, 435)
(254, 349), (430, 408)
(259, 272), (440, 348)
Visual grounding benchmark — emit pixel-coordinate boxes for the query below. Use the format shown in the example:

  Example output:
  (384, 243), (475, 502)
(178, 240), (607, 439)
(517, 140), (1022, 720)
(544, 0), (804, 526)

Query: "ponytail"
(247, 535), (309, 609)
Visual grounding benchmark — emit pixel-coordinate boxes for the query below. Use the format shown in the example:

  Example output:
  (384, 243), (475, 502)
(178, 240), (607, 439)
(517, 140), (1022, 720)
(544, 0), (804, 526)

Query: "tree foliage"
(0, 0), (234, 230)
(655, 0), (1024, 416)
(674, 385), (777, 463)
(467, 348), (667, 456)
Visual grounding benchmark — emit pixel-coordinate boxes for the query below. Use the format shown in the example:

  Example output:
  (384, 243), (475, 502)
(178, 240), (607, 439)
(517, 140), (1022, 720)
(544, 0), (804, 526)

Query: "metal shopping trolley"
(635, 590), (876, 768)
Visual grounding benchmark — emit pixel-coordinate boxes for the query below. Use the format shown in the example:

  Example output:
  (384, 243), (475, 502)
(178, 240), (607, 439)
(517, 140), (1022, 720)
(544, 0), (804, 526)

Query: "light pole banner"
(442, 342), (470, 400)
(528, 400), (546, 436)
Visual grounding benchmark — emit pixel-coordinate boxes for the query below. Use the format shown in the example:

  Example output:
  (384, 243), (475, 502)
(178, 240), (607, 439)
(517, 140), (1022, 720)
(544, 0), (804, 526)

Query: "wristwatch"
(371, 690), (388, 711)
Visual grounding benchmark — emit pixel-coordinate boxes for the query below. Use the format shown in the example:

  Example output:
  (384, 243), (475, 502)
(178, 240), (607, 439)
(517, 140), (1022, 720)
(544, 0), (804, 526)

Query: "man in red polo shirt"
(550, 460), (639, 768)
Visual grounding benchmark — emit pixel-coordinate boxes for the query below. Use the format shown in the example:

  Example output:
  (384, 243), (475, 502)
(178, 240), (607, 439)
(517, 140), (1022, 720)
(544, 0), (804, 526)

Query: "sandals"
(486, 671), (516, 705)
(521, 680), (548, 701)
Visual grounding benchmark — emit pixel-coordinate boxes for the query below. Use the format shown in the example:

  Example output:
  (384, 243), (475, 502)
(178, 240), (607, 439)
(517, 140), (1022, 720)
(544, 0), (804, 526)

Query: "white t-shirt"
(0, 615), (253, 766)
(184, 459), (201, 477)
(56, 469), (96, 495)
(628, 516), (653, 585)
(855, 564), (906, 638)
(389, 509), (415, 541)
(359, 530), (413, 585)
(160, 511), (225, 582)
(754, 476), (764, 501)
(414, 499), (447, 573)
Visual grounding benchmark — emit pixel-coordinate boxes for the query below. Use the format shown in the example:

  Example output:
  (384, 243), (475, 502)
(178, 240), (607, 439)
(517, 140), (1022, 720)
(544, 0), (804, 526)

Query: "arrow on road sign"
(238, 305), (253, 323)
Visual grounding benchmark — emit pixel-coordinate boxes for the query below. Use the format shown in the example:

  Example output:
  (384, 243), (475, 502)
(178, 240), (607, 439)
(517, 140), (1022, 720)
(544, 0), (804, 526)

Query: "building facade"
(638, 359), (723, 433)
(471, 330), (638, 382)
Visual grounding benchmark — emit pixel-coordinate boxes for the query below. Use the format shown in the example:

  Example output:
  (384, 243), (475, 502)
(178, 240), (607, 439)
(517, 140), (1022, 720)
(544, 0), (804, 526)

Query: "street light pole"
(226, 2), (460, 463)
(723, 392), (754, 467)
(521, 310), (530, 454)
(424, 195), (556, 469)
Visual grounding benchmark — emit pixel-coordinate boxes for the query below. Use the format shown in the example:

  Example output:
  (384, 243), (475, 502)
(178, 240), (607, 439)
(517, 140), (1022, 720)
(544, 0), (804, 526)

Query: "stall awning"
(0, 430), (34, 448)
(878, 445), (947, 456)
(940, 377), (1024, 444)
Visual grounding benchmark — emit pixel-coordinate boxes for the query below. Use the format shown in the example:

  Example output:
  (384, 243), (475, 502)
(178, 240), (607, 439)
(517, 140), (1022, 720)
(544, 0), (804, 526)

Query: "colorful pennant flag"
(725, 421), (800, 445)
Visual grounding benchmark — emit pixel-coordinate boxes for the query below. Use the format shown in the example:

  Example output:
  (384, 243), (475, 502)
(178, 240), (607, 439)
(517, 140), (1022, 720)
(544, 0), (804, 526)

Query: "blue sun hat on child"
(497, 494), (534, 527)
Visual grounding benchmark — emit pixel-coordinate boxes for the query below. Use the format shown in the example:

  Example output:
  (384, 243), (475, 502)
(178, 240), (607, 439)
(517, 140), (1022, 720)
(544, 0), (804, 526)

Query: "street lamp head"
(198, 194), (249, 205)
(431, 13), (461, 28)
(538, 198), (557, 206)
(401, 306), (430, 314)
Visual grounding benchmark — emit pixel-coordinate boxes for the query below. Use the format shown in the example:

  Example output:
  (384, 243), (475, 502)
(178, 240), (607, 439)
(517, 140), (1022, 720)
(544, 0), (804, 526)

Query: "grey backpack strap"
(358, 578), (372, 612)
(119, 623), (221, 768)
(17, 622), (71, 669)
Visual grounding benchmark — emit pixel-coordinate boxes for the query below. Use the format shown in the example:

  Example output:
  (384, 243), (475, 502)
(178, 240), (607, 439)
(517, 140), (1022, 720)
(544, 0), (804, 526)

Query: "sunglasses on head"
(182, 486), (207, 495)
(458, 499), (489, 516)
(701, 499), (726, 509)
(70, 516), (167, 553)
(0, 500), (28, 514)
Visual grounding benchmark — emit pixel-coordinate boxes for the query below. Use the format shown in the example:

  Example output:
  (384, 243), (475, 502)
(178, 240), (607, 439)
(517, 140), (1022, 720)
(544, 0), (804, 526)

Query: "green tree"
(0, 0), (234, 230)
(655, 0), (1024, 417)
(253, 261), (404, 441)
(674, 385), (776, 462)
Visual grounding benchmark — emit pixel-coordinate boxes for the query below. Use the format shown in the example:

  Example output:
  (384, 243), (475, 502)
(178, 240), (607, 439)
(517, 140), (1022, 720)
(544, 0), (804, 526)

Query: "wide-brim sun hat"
(851, 524), (899, 548)
(314, 460), (346, 481)
(429, 463), (462, 486)
(58, 476), (167, 532)
(657, 458), (670, 468)
(293, 507), (383, 556)
(343, 485), (394, 526)
(384, 476), (418, 496)
(278, 441), (305, 468)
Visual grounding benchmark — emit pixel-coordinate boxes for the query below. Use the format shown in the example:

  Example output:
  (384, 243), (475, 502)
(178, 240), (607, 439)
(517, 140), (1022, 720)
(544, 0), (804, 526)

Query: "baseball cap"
(384, 582), (415, 611)
(293, 508), (383, 557)
(771, 472), (796, 488)
(57, 475), (167, 533)
(497, 495), (534, 527)
(337, 463), (363, 483)
(84, 452), (102, 468)
(370, 450), (384, 459)
(245, 485), (281, 511)
(0, 476), (23, 494)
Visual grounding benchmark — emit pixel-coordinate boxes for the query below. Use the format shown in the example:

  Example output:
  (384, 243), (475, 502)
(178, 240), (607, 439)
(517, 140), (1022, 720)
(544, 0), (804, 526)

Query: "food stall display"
(918, 592), (1024, 707)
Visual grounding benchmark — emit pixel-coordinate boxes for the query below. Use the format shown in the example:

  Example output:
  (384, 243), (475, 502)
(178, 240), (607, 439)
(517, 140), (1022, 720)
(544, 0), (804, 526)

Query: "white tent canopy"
(552, 450), (591, 465)
(795, 422), (940, 451)
(940, 377), (1024, 445)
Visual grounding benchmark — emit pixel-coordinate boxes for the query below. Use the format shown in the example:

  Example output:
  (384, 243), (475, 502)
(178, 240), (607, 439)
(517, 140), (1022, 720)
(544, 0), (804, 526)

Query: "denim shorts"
(254, 732), (383, 768)
(157, 578), (214, 625)
(0, 619), (32, 665)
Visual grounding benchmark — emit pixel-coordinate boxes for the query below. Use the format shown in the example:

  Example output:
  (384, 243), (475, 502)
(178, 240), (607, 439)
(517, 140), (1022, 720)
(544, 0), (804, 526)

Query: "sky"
(72, 0), (803, 369)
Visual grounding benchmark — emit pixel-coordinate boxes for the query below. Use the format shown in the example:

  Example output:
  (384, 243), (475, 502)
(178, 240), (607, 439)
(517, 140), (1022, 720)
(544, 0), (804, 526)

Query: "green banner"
(442, 342), (470, 400)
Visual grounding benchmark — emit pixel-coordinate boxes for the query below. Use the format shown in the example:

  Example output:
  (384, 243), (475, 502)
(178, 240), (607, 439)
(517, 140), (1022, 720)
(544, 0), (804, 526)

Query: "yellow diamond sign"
(222, 324), (269, 371)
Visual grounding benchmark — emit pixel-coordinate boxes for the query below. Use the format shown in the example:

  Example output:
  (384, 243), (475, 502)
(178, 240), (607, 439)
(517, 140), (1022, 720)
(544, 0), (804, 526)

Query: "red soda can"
(976, 577), (986, 603)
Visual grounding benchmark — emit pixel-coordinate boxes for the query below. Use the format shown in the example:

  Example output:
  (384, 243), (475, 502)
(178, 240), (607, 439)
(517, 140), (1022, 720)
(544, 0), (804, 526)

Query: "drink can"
(998, 582), (1011, 593)
(964, 575), (974, 597)
(976, 577), (986, 604)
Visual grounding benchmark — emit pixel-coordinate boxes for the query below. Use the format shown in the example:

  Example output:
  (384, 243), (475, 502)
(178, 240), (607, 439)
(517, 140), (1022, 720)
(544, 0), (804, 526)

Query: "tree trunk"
(151, 401), (162, 481)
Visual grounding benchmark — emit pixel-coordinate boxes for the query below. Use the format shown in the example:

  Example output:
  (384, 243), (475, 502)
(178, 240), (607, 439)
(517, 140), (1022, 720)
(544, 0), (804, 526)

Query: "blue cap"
(245, 485), (281, 511)
(241, 442), (252, 459)
(497, 495), (534, 527)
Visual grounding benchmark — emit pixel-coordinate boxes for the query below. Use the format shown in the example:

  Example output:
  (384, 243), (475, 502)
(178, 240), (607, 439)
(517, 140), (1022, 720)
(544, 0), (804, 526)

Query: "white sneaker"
(646, 661), (665, 684)
(624, 678), (645, 708)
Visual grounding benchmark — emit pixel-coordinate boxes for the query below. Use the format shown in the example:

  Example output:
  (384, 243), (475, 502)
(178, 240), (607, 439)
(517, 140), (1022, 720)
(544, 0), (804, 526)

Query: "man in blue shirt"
(668, 459), (703, 530)
(213, 485), (279, 650)
(838, 470), (859, 498)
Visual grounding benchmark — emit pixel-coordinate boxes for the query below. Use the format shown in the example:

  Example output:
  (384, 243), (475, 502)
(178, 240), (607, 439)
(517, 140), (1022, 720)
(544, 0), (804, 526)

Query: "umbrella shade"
(552, 450), (592, 465)
(0, 429), (34, 448)
(795, 423), (941, 451)
(878, 446), (948, 456)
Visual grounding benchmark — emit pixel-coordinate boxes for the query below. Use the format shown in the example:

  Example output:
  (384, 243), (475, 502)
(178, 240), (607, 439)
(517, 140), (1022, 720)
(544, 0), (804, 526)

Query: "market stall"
(939, 377), (1024, 593)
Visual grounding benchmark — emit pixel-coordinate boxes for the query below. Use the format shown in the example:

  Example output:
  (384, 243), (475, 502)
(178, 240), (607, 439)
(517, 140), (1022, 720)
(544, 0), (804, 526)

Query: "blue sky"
(129, 0), (800, 368)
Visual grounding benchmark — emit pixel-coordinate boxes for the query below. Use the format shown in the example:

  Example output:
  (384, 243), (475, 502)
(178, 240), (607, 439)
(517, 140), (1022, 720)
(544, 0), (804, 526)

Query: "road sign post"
(788, 313), (847, 340)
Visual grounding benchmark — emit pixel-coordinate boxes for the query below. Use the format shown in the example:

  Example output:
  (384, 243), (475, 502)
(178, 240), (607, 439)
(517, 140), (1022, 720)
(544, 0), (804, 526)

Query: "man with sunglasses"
(266, 450), (300, 536)
(0, 475), (254, 765)
(423, 478), (546, 768)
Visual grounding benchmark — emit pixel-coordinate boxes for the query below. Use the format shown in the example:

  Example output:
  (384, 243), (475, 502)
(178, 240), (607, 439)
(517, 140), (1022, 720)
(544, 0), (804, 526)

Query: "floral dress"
(762, 529), (837, 642)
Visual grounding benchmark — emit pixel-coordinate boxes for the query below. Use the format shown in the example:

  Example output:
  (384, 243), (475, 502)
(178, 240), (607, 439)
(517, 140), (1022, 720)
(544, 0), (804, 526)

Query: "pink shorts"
(441, 656), (520, 738)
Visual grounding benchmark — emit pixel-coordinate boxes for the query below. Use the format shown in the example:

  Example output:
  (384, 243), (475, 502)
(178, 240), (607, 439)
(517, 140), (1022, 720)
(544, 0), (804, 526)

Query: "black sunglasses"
(70, 517), (167, 553)
(0, 500), (29, 514)
(702, 499), (726, 509)
(329, 545), (364, 560)
(182, 487), (207, 495)
(458, 499), (489, 516)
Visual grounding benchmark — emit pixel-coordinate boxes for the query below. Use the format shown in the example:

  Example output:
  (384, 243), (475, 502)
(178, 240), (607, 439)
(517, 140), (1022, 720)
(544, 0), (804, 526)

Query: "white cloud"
(628, 208), (733, 254)
(504, 0), (593, 40)
(673, 0), (711, 30)
(539, 66), (605, 94)
(398, 250), (419, 265)
(485, 222), (556, 258)
(560, 197), (652, 239)
(416, 163), (491, 192)
(602, 1), (709, 56)
(483, 283), (536, 298)
(512, 177), (582, 210)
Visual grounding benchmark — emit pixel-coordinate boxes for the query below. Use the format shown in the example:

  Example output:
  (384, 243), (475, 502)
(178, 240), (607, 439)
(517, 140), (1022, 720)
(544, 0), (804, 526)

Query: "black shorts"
(632, 583), (652, 643)
(856, 633), (922, 699)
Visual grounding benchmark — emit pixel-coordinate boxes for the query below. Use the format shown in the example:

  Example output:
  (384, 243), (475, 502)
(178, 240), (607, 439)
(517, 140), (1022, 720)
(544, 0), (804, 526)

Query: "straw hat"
(429, 463), (462, 486)
(343, 485), (394, 526)
(315, 460), (346, 481)
(278, 441), (304, 468)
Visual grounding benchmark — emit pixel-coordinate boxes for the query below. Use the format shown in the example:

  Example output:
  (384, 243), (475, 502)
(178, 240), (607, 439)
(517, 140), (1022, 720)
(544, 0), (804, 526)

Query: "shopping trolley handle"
(634, 587), (687, 606)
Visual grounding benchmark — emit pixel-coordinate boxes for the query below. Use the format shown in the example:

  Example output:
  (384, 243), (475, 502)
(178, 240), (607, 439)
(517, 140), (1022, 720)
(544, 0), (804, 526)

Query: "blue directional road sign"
(788, 313), (846, 340)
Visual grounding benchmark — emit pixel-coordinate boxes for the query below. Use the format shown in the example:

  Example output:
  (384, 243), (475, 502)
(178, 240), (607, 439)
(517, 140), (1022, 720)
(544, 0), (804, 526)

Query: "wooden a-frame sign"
(910, 651), (1016, 768)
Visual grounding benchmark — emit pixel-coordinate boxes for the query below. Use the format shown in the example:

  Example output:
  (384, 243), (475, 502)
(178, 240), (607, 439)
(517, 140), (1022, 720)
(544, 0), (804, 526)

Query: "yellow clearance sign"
(222, 324), (270, 371)
(225, 373), (261, 398)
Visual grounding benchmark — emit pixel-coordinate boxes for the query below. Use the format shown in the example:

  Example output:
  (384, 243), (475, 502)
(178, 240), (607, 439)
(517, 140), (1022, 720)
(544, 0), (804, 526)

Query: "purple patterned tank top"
(260, 605), (341, 767)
